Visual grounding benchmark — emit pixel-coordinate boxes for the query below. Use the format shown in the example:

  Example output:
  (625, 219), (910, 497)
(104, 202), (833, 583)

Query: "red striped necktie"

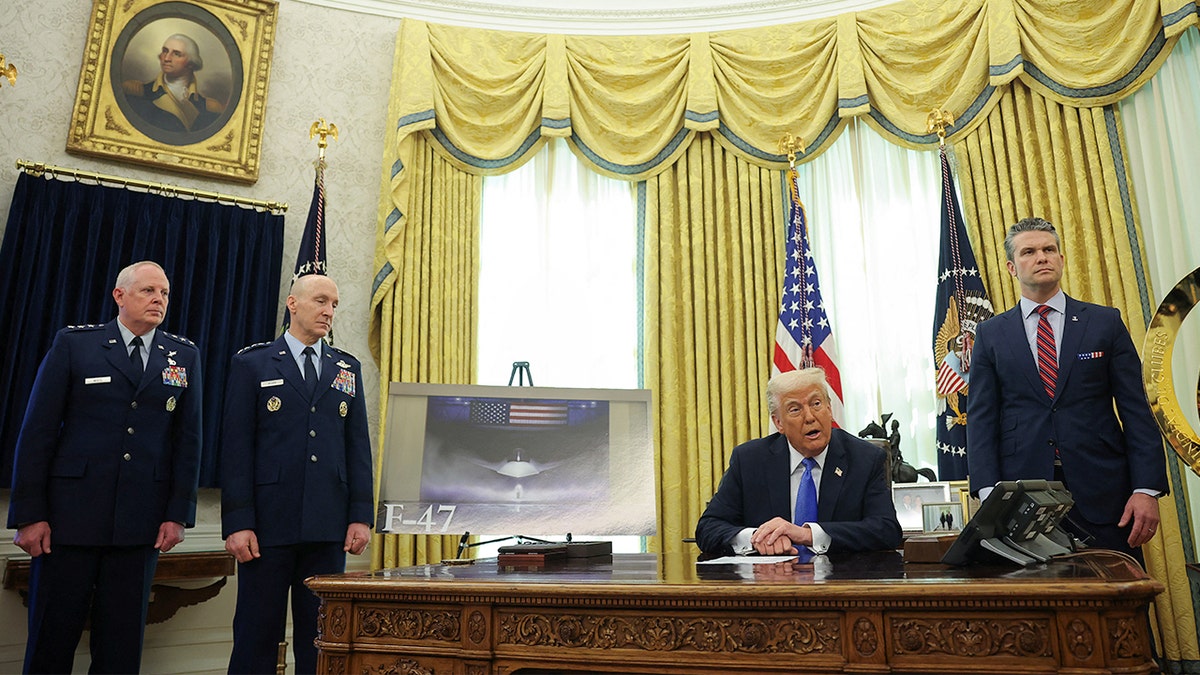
(1035, 305), (1057, 398)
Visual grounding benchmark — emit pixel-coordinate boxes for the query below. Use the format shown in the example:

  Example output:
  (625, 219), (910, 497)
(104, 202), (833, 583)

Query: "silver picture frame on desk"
(892, 481), (951, 533)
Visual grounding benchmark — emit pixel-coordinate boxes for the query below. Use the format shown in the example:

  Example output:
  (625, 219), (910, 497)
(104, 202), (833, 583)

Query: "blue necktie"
(794, 457), (818, 526)
(303, 346), (318, 398)
(129, 336), (144, 375)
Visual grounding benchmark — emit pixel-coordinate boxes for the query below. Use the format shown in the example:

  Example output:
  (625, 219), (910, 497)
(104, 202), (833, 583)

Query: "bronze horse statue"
(857, 413), (937, 484)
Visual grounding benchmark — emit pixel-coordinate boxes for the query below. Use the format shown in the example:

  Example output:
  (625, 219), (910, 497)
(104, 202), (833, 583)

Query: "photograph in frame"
(892, 482), (952, 533)
(67, 0), (277, 183)
(922, 501), (964, 533)
(948, 479), (980, 521)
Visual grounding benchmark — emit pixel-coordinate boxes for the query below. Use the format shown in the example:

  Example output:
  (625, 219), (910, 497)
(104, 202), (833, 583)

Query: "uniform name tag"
(260, 379), (284, 388)
(85, 376), (112, 385)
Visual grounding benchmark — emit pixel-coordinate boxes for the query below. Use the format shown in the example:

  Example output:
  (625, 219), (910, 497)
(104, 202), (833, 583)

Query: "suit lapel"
(995, 305), (1045, 398)
(818, 432), (847, 520)
(767, 435), (792, 520)
(103, 321), (142, 386)
(1054, 296), (1089, 399)
(312, 343), (338, 402)
(273, 336), (307, 396)
(138, 333), (170, 394)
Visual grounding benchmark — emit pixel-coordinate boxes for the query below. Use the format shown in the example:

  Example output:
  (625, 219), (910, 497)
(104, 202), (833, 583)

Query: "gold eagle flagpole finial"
(926, 108), (955, 147)
(309, 118), (338, 162)
(778, 132), (806, 170)
(0, 54), (18, 87)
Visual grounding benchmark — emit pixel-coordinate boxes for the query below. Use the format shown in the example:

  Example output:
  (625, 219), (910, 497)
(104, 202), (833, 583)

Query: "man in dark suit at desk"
(221, 273), (373, 674)
(967, 217), (1168, 562)
(696, 367), (902, 556)
(8, 260), (202, 673)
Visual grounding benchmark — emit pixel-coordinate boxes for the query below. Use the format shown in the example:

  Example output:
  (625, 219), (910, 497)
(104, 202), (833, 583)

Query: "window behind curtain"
(473, 127), (947, 556)
(476, 138), (642, 554)
(478, 138), (638, 390)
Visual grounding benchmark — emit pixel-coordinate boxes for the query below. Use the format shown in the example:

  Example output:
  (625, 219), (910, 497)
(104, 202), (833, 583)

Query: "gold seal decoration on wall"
(267, 396), (281, 412)
(165, 396), (176, 412)
(1142, 266), (1200, 478)
(339, 401), (348, 418)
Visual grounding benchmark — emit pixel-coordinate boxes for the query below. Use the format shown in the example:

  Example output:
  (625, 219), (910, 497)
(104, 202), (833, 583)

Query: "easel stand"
(508, 361), (533, 386)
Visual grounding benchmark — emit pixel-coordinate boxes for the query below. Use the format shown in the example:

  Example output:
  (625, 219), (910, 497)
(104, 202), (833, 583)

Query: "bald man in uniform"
(220, 274), (373, 674)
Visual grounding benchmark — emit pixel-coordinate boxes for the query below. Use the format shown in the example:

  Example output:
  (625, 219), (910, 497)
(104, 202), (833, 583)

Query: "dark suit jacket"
(7, 320), (203, 544)
(220, 336), (373, 546)
(123, 77), (222, 134)
(695, 429), (902, 555)
(967, 296), (1168, 524)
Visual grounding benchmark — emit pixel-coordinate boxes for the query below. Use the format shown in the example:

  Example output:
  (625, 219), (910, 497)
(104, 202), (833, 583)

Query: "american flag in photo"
(508, 402), (569, 426)
(470, 400), (569, 427)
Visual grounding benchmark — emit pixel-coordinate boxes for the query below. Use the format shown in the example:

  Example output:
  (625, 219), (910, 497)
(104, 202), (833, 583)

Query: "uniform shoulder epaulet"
(161, 331), (197, 348)
(65, 324), (104, 331)
(328, 344), (359, 362)
(236, 341), (273, 355)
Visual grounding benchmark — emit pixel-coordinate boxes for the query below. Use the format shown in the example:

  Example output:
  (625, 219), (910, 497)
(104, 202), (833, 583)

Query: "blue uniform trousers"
(228, 542), (345, 675)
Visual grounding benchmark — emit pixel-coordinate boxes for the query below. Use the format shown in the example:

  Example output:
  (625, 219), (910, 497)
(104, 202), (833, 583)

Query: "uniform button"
(309, 430), (317, 437)
(311, 406), (316, 413)
(310, 455), (318, 462)
(127, 427), (135, 435)
(130, 401), (138, 409)
(1048, 439), (1056, 445)
(123, 453), (132, 461)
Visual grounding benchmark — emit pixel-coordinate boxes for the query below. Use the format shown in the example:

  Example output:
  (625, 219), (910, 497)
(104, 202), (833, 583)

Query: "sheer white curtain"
(478, 138), (639, 390)
(795, 119), (944, 473)
(480, 127), (947, 481)
(1120, 26), (1200, 529)
(477, 138), (641, 553)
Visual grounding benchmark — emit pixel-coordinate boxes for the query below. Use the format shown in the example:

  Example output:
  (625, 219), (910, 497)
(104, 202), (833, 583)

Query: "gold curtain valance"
(386, 0), (1191, 180)
(370, 0), (1195, 353)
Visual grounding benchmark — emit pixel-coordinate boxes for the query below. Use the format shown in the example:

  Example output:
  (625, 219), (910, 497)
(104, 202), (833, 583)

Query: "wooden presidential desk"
(305, 550), (1162, 675)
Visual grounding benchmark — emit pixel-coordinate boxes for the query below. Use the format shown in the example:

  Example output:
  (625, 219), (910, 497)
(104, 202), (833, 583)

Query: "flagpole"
(771, 131), (846, 425)
(310, 118), (338, 162)
(926, 108), (955, 147)
(928, 106), (995, 479)
(0, 52), (18, 87)
(778, 132), (808, 366)
(777, 132), (805, 170)
(283, 119), (339, 337)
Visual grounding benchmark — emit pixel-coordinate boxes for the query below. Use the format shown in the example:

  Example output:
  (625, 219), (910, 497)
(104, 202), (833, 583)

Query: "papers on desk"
(696, 555), (799, 565)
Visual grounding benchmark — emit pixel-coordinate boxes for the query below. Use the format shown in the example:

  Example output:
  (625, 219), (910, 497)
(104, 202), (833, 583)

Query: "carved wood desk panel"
(306, 550), (1161, 675)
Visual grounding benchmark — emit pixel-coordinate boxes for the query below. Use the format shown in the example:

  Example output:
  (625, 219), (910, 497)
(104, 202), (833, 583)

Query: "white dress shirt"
(733, 443), (831, 554)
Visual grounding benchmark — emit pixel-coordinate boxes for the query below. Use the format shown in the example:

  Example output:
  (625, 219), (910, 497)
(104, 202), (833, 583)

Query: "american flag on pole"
(282, 158), (330, 331)
(932, 144), (993, 480)
(773, 169), (845, 426)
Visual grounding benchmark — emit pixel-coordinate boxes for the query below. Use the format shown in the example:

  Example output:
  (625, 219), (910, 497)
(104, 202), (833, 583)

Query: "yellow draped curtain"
(644, 135), (785, 553)
(369, 134), (482, 569)
(369, 0), (1200, 663)
(953, 80), (1198, 661)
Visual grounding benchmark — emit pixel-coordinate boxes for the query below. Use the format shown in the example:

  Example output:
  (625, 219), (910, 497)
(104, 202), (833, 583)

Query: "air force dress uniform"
(8, 320), (202, 673)
(220, 335), (373, 674)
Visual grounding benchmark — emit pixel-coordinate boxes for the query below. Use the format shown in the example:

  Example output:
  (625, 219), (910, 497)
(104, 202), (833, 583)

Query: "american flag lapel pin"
(834, 467), (843, 477)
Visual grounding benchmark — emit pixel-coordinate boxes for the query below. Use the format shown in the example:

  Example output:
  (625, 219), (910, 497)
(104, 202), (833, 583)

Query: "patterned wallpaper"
(0, 0), (401, 435)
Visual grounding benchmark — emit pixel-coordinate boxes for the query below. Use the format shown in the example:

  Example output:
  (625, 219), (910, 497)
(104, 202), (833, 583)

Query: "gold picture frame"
(66, 0), (277, 183)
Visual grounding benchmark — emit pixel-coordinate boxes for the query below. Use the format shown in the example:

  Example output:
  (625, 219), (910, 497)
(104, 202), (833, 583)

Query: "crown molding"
(288, 0), (903, 34)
